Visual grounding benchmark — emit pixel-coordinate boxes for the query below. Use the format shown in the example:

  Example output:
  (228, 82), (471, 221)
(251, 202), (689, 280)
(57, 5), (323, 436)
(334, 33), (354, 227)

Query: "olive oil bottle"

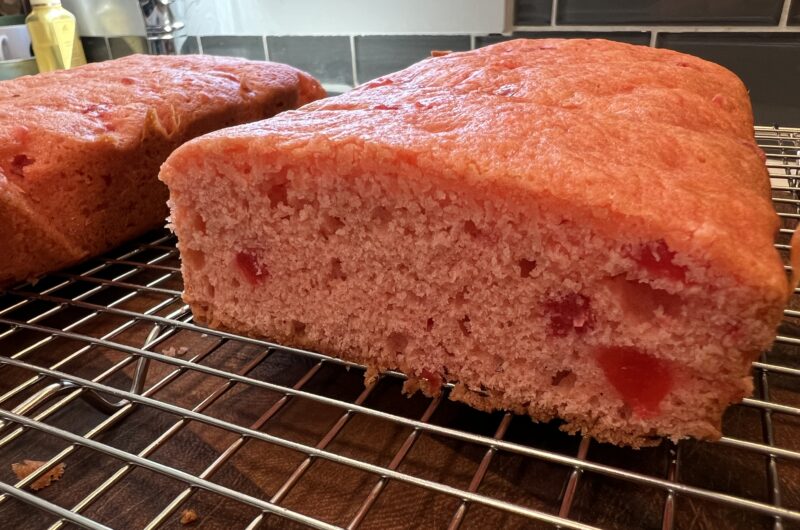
(25, 0), (87, 73)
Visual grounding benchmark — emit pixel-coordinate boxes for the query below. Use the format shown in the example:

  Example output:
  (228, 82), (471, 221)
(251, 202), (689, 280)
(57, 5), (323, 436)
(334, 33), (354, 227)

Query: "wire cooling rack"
(0, 126), (799, 530)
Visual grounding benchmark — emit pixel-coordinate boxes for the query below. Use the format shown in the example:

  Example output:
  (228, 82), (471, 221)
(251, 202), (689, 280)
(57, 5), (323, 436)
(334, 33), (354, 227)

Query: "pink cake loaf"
(0, 54), (324, 286)
(161, 39), (790, 446)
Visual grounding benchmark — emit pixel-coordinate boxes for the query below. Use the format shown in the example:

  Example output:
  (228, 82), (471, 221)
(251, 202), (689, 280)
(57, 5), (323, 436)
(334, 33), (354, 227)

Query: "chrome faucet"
(138, 0), (185, 55)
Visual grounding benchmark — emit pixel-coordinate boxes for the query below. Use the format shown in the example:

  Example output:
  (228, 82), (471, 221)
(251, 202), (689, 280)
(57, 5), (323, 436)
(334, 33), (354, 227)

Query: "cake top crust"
(0, 53), (324, 150)
(164, 39), (785, 296)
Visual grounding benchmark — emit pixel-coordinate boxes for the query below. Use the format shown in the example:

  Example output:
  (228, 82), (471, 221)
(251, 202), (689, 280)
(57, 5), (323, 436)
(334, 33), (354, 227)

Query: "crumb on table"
(162, 346), (190, 357)
(180, 509), (199, 525)
(11, 460), (65, 491)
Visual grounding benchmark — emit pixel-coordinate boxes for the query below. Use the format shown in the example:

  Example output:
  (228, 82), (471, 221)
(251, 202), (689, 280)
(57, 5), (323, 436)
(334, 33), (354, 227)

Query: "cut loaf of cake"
(161, 39), (789, 446)
(0, 54), (324, 286)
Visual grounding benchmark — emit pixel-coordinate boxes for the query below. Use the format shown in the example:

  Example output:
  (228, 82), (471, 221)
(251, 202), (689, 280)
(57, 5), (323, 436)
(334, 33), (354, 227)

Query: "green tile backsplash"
(267, 36), (354, 88)
(200, 36), (266, 61)
(354, 35), (470, 83)
(553, 0), (785, 26)
(81, 37), (110, 63)
(658, 32), (800, 125)
(108, 36), (147, 58)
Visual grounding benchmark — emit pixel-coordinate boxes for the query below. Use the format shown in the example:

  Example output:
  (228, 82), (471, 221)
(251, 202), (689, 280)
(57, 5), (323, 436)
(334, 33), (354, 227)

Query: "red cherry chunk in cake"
(235, 250), (269, 285)
(420, 368), (443, 391)
(632, 240), (686, 282)
(546, 293), (594, 337)
(595, 346), (673, 417)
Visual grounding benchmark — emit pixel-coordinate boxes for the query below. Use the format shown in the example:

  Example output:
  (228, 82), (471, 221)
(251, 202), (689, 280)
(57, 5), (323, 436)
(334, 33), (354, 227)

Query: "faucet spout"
(138, 0), (185, 55)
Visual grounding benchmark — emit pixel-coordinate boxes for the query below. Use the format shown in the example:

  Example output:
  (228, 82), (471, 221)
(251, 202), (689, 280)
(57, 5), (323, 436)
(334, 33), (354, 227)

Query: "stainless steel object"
(0, 126), (799, 529)
(0, 56), (37, 80)
(138, 0), (183, 55)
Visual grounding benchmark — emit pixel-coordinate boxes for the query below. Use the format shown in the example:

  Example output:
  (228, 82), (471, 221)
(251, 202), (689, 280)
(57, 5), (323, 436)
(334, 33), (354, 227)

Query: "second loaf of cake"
(0, 54), (324, 286)
(161, 39), (789, 446)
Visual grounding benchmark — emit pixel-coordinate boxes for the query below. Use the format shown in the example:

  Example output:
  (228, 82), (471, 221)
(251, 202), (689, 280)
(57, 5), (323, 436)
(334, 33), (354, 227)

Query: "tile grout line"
(470, 34), (476, 50)
(196, 35), (203, 55)
(262, 34), (270, 61)
(349, 34), (359, 86)
(779, 0), (791, 27)
(504, 0), (515, 31)
(103, 36), (112, 60)
(650, 30), (658, 47)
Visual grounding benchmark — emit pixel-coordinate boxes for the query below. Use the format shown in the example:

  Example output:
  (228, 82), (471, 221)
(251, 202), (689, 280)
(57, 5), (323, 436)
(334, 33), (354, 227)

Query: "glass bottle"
(25, 0), (87, 73)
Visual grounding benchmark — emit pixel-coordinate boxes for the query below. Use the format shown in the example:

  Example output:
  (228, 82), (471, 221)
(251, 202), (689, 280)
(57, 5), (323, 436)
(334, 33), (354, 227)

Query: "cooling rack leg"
(445, 412), (513, 530)
(758, 355), (785, 530)
(49, 329), (162, 414)
(660, 443), (679, 530)
(0, 265), (184, 411)
(0, 313), (191, 500)
(557, 436), (591, 519)
(0, 381), (77, 432)
(128, 323), (162, 396)
(47, 342), (271, 530)
(345, 393), (445, 530)
(0, 304), (190, 461)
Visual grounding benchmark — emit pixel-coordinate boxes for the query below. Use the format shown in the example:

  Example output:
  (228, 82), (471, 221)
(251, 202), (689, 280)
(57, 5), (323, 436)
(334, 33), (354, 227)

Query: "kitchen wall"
(67, 0), (800, 125)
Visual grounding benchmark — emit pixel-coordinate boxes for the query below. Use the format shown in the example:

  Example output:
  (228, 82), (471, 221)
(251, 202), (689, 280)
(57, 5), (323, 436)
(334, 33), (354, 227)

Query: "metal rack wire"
(0, 126), (799, 529)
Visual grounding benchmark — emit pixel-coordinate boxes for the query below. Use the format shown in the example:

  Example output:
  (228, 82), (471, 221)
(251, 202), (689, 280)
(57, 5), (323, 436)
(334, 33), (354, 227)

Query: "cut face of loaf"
(161, 38), (788, 447)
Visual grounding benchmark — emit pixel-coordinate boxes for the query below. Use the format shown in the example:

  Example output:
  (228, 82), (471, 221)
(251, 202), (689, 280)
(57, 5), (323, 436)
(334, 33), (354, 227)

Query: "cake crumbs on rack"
(162, 346), (189, 357)
(11, 460), (65, 491)
(180, 509), (199, 525)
